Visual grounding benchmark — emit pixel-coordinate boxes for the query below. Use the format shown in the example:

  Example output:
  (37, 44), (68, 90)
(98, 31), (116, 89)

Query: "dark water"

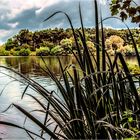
(0, 56), (138, 139)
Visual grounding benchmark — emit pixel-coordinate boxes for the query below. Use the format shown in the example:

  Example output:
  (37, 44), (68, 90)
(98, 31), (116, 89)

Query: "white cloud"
(0, 0), (55, 19)
(0, 1), (31, 19)
(7, 22), (19, 28)
(35, 0), (63, 15)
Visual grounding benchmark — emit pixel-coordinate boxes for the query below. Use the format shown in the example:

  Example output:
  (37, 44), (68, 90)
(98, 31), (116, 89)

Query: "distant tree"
(60, 38), (73, 53)
(105, 35), (124, 50)
(5, 38), (16, 50)
(40, 41), (54, 49)
(110, 0), (140, 26)
(15, 29), (33, 46)
(50, 45), (63, 55)
(32, 31), (42, 49)
(19, 48), (30, 56)
(86, 41), (96, 52)
(4, 28), (140, 54)
(21, 43), (30, 49)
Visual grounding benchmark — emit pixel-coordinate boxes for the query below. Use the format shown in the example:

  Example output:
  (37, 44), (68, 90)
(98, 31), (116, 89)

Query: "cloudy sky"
(0, 0), (139, 44)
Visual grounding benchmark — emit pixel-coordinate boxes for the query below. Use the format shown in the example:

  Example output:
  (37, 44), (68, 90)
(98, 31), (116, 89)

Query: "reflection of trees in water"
(4, 56), (76, 76)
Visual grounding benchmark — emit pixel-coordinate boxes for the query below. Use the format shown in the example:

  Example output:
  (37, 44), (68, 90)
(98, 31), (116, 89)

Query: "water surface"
(0, 56), (138, 139)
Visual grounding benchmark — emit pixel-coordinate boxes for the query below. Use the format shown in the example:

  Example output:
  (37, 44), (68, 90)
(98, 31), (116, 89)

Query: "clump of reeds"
(0, 0), (140, 139)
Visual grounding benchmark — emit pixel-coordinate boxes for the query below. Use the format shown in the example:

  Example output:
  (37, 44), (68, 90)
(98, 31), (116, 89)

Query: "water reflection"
(0, 56), (137, 77)
(0, 56), (76, 77)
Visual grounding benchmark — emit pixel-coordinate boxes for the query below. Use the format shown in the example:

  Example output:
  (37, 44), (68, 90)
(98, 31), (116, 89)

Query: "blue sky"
(0, 0), (139, 44)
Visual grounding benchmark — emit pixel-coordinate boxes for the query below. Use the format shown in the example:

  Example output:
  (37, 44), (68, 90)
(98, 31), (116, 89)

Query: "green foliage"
(5, 38), (15, 50)
(19, 48), (30, 56)
(21, 43), (30, 49)
(110, 0), (140, 26)
(60, 38), (73, 53)
(13, 46), (21, 51)
(36, 47), (50, 56)
(4, 27), (140, 56)
(10, 49), (19, 56)
(0, 45), (10, 56)
(127, 63), (140, 74)
(50, 45), (63, 55)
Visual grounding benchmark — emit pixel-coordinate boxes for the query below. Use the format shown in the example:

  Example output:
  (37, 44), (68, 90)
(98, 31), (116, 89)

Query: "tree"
(60, 38), (73, 53)
(86, 41), (96, 52)
(16, 29), (33, 46)
(5, 38), (16, 50)
(110, 0), (140, 26)
(105, 35), (124, 50)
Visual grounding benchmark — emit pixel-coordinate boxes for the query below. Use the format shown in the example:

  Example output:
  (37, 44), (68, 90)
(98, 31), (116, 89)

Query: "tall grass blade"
(13, 104), (58, 139)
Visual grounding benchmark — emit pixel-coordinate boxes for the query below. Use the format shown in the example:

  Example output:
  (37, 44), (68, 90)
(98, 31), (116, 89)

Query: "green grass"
(0, 0), (140, 139)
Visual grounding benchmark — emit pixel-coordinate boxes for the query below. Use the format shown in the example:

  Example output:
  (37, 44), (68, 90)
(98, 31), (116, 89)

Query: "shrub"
(19, 48), (30, 56)
(124, 45), (134, 56)
(29, 51), (36, 56)
(36, 47), (50, 56)
(86, 41), (95, 52)
(10, 49), (19, 56)
(5, 38), (15, 50)
(29, 45), (36, 51)
(13, 46), (21, 51)
(0, 46), (10, 56)
(127, 63), (140, 74)
(40, 41), (54, 49)
(105, 35), (124, 50)
(50, 45), (63, 55)
(60, 38), (73, 53)
(21, 43), (30, 49)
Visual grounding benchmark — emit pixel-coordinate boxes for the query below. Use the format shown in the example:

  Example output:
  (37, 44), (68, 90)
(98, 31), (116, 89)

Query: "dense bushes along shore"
(0, 28), (140, 56)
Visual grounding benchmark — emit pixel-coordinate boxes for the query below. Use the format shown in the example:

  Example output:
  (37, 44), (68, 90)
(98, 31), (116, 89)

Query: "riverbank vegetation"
(0, 0), (140, 139)
(0, 28), (140, 56)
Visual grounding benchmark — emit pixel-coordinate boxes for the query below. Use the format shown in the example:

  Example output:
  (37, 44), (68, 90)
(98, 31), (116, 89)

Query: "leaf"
(120, 11), (127, 21)
(132, 16), (140, 23)
(137, 6), (140, 13)
(111, 0), (117, 4)
(123, 0), (131, 8)
(127, 7), (137, 17)
(128, 117), (133, 123)
(13, 104), (58, 139)
(111, 6), (119, 15)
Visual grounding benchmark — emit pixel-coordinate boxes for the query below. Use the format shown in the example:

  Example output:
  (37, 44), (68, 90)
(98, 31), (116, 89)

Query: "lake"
(0, 56), (138, 139)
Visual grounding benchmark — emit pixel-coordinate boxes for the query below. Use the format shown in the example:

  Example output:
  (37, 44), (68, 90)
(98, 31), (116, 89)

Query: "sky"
(0, 0), (139, 44)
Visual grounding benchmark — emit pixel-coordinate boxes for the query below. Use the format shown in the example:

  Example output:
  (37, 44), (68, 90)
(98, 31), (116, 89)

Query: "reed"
(0, 0), (140, 139)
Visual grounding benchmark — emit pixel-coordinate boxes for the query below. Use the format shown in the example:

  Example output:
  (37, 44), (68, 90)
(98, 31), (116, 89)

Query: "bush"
(60, 38), (73, 53)
(105, 35), (124, 50)
(50, 45), (63, 55)
(86, 41), (95, 52)
(10, 49), (19, 56)
(29, 51), (36, 56)
(124, 45), (134, 56)
(13, 46), (21, 51)
(36, 47), (50, 56)
(0, 46), (10, 56)
(5, 38), (15, 50)
(19, 48), (30, 56)
(21, 43), (30, 49)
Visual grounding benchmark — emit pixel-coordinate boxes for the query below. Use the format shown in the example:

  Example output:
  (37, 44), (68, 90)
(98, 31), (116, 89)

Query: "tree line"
(0, 27), (139, 56)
